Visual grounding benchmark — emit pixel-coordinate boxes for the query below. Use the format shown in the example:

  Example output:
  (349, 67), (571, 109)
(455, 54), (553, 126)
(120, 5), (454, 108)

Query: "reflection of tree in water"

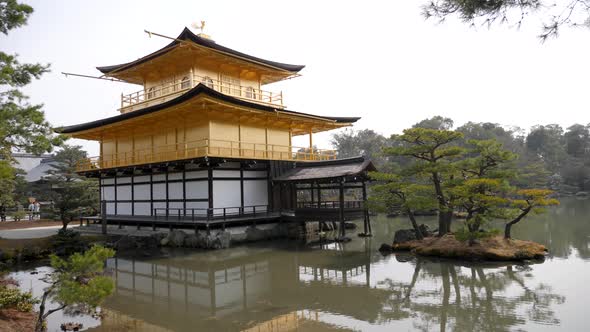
(377, 258), (565, 331)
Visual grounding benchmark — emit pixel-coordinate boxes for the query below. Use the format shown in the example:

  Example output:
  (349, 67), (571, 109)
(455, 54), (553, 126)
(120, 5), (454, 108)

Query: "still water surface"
(12, 197), (590, 331)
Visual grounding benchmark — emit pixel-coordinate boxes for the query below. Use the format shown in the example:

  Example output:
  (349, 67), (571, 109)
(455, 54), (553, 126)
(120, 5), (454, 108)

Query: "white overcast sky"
(2, 0), (589, 156)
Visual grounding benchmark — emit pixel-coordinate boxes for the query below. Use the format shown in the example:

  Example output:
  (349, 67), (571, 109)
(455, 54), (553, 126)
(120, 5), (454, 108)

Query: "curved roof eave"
(97, 27), (305, 75)
(55, 84), (359, 135)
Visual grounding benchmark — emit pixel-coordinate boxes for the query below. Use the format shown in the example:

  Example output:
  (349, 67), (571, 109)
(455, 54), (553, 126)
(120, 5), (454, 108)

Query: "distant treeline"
(331, 116), (590, 193)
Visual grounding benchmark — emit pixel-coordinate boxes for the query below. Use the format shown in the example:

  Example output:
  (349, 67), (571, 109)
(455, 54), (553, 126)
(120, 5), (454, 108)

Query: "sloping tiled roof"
(274, 156), (376, 182)
(23, 158), (57, 182)
(97, 27), (305, 75)
(56, 84), (360, 134)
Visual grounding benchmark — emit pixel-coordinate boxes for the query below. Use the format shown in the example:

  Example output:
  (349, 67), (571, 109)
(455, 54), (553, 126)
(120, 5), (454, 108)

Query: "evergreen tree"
(0, 0), (63, 160)
(382, 127), (465, 236)
(422, 0), (590, 41)
(47, 146), (98, 230)
(34, 245), (115, 332)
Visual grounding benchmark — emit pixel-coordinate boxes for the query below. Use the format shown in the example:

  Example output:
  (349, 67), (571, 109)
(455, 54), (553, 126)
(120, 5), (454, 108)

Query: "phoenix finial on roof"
(192, 21), (206, 33)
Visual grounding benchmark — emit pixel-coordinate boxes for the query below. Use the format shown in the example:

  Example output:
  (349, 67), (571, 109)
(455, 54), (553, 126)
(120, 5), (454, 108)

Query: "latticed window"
(202, 76), (214, 89)
(221, 74), (240, 95)
(181, 76), (191, 89)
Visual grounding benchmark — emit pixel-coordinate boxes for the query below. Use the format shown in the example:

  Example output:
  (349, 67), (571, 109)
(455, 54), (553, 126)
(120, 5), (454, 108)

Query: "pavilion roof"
(97, 27), (305, 77)
(273, 156), (376, 182)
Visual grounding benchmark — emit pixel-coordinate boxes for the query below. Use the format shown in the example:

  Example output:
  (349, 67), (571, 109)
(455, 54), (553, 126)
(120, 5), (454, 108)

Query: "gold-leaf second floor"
(57, 85), (359, 172)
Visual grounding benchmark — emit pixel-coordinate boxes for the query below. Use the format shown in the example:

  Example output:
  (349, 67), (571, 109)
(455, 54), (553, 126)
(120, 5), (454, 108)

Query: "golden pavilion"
(58, 27), (374, 236)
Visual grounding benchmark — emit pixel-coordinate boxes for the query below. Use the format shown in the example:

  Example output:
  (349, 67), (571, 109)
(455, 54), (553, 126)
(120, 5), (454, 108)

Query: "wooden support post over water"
(101, 200), (107, 235)
(339, 178), (345, 238)
(362, 180), (372, 236)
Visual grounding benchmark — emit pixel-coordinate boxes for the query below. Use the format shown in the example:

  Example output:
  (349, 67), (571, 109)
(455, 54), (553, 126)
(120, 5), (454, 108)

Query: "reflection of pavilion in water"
(103, 241), (385, 331)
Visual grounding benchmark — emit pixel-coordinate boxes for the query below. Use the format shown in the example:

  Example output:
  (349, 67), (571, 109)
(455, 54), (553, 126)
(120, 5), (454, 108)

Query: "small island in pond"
(369, 121), (559, 262)
(384, 234), (547, 261)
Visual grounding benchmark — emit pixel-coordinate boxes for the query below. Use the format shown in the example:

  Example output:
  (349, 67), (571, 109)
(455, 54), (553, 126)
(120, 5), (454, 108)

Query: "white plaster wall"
(101, 178), (115, 185)
(168, 202), (183, 210)
(153, 183), (166, 200)
(103, 187), (115, 201)
(213, 180), (241, 208)
(134, 202), (151, 216)
(117, 176), (132, 184)
(168, 182), (183, 200)
(186, 170), (208, 179)
(243, 170), (267, 178)
(135, 175), (150, 183)
(116, 185), (132, 201)
(133, 184), (150, 200)
(153, 202), (166, 212)
(117, 202), (132, 215)
(168, 172), (183, 180)
(153, 174), (166, 181)
(106, 202), (115, 215)
(243, 180), (268, 207)
(213, 170), (240, 178)
(186, 181), (208, 199)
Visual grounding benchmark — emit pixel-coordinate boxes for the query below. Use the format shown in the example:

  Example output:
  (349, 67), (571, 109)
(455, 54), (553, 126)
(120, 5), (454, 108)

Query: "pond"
(10, 197), (590, 331)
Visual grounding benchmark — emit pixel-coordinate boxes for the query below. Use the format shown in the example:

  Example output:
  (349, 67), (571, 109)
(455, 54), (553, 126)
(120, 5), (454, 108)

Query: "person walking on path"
(34, 202), (41, 220)
(28, 202), (35, 221)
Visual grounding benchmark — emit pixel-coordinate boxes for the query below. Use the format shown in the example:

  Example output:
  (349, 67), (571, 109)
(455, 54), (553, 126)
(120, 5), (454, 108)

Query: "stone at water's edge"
(378, 243), (393, 253)
(115, 235), (137, 250)
(216, 231), (231, 249)
(393, 229), (417, 244)
(167, 230), (187, 247)
(183, 234), (200, 248)
(418, 224), (434, 237)
(245, 226), (267, 242)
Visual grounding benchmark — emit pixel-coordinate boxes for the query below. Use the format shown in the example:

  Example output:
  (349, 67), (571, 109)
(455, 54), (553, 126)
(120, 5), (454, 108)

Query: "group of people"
(28, 201), (41, 220)
(0, 201), (41, 222)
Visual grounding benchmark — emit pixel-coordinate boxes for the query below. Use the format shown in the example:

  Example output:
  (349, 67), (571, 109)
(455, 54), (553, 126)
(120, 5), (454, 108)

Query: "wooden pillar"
(101, 200), (107, 235)
(131, 173), (135, 216)
(278, 183), (283, 211)
(239, 163), (244, 213)
(308, 128), (313, 154)
(339, 178), (345, 238)
(114, 174), (118, 215)
(208, 165), (213, 214)
(292, 183), (297, 209)
(362, 180), (368, 235)
(317, 182), (321, 207)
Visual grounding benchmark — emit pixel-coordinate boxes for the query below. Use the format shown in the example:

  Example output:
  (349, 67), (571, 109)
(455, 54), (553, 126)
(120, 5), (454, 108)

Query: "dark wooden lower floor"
(81, 206), (370, 234)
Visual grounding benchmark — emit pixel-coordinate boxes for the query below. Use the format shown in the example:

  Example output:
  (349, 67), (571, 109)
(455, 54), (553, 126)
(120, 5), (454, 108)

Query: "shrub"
(51, 228), (87, 256)
(12, 210), (26, 221)
(455, 227), (500, 243)
(0, 286), (38, 312)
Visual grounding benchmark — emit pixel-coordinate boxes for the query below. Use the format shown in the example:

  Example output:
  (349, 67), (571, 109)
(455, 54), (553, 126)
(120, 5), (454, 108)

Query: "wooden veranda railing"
(120, 73), (283, 113)
(76, 138), (336, 172)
